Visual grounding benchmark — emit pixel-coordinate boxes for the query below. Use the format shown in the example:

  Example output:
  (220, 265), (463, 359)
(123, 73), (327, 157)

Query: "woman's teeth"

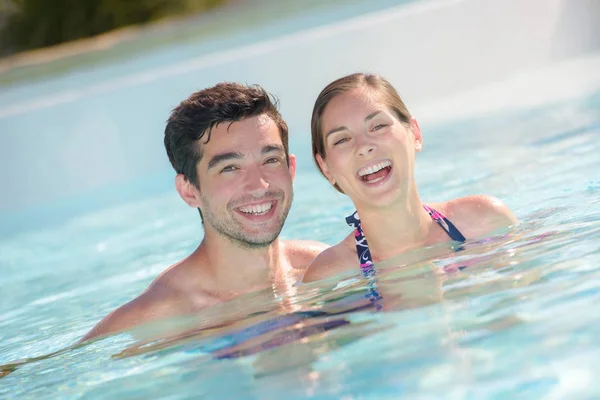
(358, 160), (392, 177)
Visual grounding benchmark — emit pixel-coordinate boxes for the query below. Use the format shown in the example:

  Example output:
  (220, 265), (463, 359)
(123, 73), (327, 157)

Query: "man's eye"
(220, 165), (238, 173)
(265, 157), (281, 164)
(333, 137), (349, 146)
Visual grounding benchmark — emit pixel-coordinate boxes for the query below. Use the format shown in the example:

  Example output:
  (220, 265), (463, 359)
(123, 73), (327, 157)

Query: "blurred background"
(0, 0), (599, 236)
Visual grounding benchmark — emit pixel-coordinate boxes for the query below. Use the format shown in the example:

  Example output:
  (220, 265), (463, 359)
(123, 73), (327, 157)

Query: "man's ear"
(410, 117), (423, 152)
(175, 174), (202, 209)
(315, 154), (336, 185)
(288, 153), (297, 182)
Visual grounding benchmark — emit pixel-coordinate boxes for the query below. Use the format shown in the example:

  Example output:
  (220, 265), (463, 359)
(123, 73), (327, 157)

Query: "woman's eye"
(333, 137), (349, 146)
(372, 124), (387, 131)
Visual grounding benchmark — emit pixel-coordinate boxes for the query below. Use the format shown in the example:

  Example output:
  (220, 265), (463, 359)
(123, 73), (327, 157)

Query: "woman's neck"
(355, 185), (434, 262)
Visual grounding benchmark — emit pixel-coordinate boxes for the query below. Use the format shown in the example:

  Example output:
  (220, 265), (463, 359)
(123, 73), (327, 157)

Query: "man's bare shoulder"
(301, 235), (357, 283)
(437, 194), (519, 238)
(281, 239), (330, 270)
(80, 260), (214, 343)
(79, 282), (176, 342)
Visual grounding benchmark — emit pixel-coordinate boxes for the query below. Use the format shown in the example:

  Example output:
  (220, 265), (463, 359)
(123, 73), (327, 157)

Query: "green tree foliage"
(2, 0), (225, 53)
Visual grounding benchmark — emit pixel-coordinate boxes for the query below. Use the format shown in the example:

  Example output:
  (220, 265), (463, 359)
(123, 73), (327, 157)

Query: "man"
(81, 83), (328, 342)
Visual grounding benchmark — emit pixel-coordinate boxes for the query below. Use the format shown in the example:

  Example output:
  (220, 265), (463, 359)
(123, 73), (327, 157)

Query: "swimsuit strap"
(345, 211), (383, 304)
(422, 204), (467, 243)
(346, 204), (466, 272)
(345, 211), (375, 278)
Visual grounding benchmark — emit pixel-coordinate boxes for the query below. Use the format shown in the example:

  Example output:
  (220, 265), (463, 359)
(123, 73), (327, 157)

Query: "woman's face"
(317, 88), (422, 208)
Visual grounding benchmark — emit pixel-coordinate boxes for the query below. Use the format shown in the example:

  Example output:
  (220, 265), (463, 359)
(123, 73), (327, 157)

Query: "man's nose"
(243, 166), (269, 197)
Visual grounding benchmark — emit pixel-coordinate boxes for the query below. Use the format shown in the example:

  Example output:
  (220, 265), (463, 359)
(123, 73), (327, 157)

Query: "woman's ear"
(410, 117), (423, 152)
(315, 154), (336, 186)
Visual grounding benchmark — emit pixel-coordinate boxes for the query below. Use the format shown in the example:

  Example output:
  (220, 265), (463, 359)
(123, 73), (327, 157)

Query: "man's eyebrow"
(207, 152), (243, 169)
(325, 111), (383, 139)
(261, 144), (285, 154)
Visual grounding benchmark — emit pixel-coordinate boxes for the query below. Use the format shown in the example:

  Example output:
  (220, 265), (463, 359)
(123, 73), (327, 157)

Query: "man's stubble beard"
(200, 190), (293, 249)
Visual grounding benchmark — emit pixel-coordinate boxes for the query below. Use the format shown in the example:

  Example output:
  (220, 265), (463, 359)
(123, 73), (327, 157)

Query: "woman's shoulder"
(301, 233), (358, 283)
(432, 194), (519, 237)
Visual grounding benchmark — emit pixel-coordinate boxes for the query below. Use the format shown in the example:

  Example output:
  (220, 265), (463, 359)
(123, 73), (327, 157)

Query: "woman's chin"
(354, 187), (402, 210)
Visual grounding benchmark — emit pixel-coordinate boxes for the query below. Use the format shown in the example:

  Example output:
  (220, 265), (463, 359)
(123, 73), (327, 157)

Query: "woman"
(303, 73), (518, 283)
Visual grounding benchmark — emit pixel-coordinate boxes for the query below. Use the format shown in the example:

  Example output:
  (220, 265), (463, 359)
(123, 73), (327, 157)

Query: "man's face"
(193, 114), (295, 248)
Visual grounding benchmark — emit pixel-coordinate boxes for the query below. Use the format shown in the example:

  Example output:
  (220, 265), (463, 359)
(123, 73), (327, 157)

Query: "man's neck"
(194, 231), (285, 297)
(356, 184), (434, 262)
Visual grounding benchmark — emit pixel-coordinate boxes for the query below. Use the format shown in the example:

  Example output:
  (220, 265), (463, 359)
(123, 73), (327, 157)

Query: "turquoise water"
(2, 1), (600, 399)
(2, 89), (599, 398)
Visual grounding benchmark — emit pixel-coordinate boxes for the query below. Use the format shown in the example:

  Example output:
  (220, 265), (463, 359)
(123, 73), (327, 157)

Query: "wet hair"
(310, 73), (411, 193)
(164, 82), (289, 220)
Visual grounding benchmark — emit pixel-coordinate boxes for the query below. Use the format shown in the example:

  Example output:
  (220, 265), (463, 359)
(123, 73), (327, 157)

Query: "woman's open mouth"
(357, 160), (392, 185)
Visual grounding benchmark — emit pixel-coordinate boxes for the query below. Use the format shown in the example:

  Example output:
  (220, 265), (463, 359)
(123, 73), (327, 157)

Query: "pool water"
(2, 3), (600, 400)
(1, 83), (599, 398)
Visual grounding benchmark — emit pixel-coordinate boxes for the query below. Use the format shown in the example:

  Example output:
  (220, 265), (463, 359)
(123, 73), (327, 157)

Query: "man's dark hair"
(164, 82), (289, 220)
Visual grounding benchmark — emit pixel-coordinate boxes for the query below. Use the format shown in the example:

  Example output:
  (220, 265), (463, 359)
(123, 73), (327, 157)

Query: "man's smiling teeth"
(358, 160), (392, 177)
(238, 202), (273, 215)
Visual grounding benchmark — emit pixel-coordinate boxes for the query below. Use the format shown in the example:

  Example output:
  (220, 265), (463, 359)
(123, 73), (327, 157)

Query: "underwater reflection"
(1, 226), (552, 382)
(112, 228), (547, 368)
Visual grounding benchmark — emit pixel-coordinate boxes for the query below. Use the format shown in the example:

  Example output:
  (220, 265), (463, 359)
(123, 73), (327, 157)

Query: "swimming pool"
(2, 75), (599, 398)
(2, 3), (600, 400)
